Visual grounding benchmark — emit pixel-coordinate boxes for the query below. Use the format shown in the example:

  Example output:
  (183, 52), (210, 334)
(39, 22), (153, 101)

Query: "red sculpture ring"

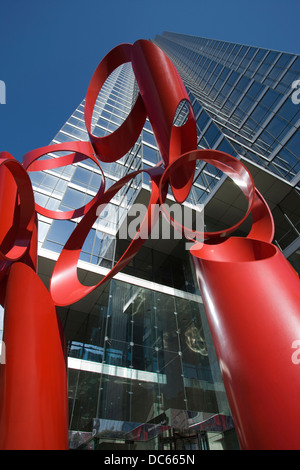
(49, 164), (164, 306)
(0, 152), (35, 262)
(131, 40), (198, 203)
(159, 149), (257, 241)
(23, 141), (105, 220)
(84, 43), (147, 162)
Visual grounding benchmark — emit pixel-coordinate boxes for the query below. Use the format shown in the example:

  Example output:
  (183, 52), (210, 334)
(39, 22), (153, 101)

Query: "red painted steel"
(191, 240), (300, 450)
(23, 140), (105, 220)
(0, 153), (37, 306)
(131, 40), (197, 202)
(84, 43), (147, 163)
(0, 153), (35, 264)
(159, 148), (300, 449)
(0, 155), (68, 449)
(0, 263), (68, 450)
(49, 165), (164, 306)
(0, 39), (299, 450)
(158, 149), (257, 241)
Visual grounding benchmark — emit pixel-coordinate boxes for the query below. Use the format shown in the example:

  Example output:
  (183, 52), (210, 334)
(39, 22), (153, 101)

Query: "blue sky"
(0, 0), (299, 162)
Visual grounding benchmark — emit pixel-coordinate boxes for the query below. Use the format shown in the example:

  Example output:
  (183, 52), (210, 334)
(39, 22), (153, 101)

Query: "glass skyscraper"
(156, 33), (300, 265)
(26, 32), (299, 450)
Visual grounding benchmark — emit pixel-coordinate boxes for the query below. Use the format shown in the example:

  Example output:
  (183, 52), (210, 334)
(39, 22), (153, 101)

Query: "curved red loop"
(84, 43), (147, 162)
(23, 141), (105, 220)
(0, 152), (35, 263)
(0, 41), (276, 301)
(131, 40), (197, 164)
(247, 188), (275, 243)
(159, 149), (257, 241)
(49, 165), (164, 306)
(131, 40), (198, 203)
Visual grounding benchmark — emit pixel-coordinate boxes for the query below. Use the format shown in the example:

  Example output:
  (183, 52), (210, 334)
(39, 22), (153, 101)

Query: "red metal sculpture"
(0, 39), (299, 450)
(160, 150), (300, 450)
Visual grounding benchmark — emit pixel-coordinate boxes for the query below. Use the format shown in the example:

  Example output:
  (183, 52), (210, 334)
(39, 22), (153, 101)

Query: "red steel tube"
(0, 263), (68, 450)
(191, 238), (300, 449)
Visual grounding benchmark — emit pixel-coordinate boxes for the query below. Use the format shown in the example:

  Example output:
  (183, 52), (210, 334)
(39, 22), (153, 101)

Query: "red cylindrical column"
(0, 262), (69, 450)
(191, 238), (300, 450)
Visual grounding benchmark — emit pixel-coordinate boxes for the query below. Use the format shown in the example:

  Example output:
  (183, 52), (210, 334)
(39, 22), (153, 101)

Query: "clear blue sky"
(0, 0), (299, 162)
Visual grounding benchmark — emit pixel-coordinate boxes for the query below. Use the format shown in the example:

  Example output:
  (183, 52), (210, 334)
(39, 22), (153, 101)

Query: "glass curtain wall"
(154, 32), (300, 184)
(154, 32), (300, 268)
(65, 278), (228, 429)
(30, 63), (143, 266)
(64, 276), (232, 450)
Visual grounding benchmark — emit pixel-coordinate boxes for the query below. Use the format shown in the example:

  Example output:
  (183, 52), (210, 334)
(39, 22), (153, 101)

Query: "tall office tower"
(28, 32), (299, 450)
(154, 32), (300, 267)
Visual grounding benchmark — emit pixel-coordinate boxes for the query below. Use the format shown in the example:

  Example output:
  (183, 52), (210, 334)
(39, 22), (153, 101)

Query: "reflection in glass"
(63, 276), (229, 433)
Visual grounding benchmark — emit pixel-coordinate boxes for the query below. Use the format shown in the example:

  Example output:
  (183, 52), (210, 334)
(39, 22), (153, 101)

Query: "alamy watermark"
(0, 80), (6, 104)
(291, 340), (300, 365)
(96, 202), (204, 249)
(0, 340), (5, 364)
(291, 79), (300, 105)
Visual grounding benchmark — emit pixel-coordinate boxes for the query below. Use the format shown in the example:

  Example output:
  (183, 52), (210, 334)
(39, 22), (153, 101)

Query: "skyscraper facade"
(25, 32), (299, 450)
(154, 33), (300, 266)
